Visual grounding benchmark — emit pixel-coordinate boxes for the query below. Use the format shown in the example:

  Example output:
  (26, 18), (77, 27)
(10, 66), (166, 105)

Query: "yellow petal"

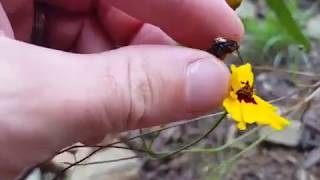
(223, 97), (242, 122)
(254, 95), (277, 112)
(223, 94), (291, 130)
(252, 95), (290, 129)
(230, 63), (254, 92)
(237, 121), (247, 130)
(223, 97), (248, 130)
(256, 111), (291, 130)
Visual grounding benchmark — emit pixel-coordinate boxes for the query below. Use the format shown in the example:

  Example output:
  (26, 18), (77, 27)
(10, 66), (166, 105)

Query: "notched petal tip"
(237, 122), (247, 130)
(230, 64), (237, 73)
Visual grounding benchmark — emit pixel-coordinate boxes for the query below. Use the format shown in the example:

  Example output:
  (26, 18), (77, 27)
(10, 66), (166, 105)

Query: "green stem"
(148, 130), (162, 149)
(211, 133), (269, 179)
(63, 156), (139, 166)
(184, 126), (260, 153)
(139, 128), (149, 150)
(151, 112), (227, 159)
(227, 133), (267, 163)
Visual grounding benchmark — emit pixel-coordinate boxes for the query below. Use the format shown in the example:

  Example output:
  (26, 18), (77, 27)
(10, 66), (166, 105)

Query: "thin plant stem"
(62, 156), (139, 166)
(55, 86), (304, 158)
(236, 49), (245, 64)
(52, 112), (227, 179)
(253, 66), (319, 78)
(53, 147), (104, 180)
(225, 133), (268, 163)
(211, 133), (269, 179)
(108, 145), (150, 154)
(57, 112), (225, 155)
(148, 130), (161, 149)
(151, 112), (228, 159)
(184, 126), (260, 153)
(139, 128), (148, 150)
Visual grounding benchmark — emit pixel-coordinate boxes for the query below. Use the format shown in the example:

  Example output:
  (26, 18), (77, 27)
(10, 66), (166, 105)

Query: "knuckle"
(126, 56), (154, 129)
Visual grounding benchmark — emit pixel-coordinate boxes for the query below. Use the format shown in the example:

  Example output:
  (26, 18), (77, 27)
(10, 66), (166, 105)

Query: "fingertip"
(186, 56), (230, 113)
(221, 0), (245, 42)
(189, 0), (245, 48)
(107, 0), (244, 49)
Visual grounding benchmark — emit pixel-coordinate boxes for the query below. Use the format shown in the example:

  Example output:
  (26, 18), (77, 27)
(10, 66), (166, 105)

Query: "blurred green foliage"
(241, 0), (314, 66)
(266, 0), (310, 51)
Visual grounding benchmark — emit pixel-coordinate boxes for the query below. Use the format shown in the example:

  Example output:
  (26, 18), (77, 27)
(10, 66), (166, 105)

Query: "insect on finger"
(207, 37), (240, 60)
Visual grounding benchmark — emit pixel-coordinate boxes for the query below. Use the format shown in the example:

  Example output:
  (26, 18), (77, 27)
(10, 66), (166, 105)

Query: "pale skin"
(0, 0), (244, 179)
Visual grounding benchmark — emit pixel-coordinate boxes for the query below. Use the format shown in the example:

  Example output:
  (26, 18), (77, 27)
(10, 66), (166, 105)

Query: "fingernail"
(186, 58), (230, 113)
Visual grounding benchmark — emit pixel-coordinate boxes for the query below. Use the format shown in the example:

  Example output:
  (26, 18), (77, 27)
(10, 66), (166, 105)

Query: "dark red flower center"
(235, 81), (257, 104)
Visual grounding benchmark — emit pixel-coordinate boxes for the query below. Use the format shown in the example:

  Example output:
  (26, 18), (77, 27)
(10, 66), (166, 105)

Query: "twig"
(268, 89), (301, 104)
(253, 66), (319, 78)
(108, 145), (150, 153)
(236, 49), (245, 64)
(304, 85), (320, 102)
(62, 156), (139, 166)
(139, 128), (149, 150)
(52, 147), (104, 180)
(283, 82), (320, 115)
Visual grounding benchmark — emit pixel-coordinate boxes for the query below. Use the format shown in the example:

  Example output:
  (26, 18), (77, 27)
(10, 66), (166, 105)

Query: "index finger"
(106, 0), (244, 49)
(40, 0), (244, 49)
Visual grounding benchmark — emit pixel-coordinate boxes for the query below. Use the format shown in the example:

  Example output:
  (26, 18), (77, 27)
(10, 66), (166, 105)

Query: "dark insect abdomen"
(207, 37), (239, 60)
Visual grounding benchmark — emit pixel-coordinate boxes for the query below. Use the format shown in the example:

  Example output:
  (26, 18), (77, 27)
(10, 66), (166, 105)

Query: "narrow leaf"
(266, 0), (311, 51)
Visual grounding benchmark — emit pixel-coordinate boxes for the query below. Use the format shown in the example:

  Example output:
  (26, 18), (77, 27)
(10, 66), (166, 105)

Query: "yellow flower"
(223, 63), (290, 130)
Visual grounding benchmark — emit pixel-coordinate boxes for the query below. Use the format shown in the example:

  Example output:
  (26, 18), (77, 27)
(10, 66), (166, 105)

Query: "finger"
(0, 0), (33, 41)
(44, 9), (115, 52)
(41, 1), (168, 46)
(0, 3), (14, 38)
(73, 16), (115, 53)
(107, 0), (244, 49)
(11, 43), (229, 135)
(97, 4), (142, 46)
(129, 23), (177, 45)
(39, 0), (243, 48)
(44, 5), (176, 52)
(97, 4), (177, 46)
(44, 11), (85, 50)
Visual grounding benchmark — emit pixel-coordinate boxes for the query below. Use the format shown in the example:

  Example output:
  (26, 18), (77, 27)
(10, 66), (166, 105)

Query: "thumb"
(97, 46), (230, 132)
(64, 45), (230, 143)
(0, 37), (231, 146)
(0, 37), (229, 178)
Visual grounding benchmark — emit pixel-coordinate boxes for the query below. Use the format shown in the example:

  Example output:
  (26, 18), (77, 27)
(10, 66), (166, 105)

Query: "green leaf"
(266, 0), (311, 51)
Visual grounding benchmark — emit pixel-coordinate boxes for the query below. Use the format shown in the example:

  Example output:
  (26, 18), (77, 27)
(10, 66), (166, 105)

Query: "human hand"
(0, 0), (243, 179)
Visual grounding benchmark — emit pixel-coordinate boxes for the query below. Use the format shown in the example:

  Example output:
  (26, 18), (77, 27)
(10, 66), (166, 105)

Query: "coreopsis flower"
(223, 63), (290, 130)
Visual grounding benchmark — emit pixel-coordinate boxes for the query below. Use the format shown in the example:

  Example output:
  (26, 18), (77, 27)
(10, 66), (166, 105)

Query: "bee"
(207, 37), (240, 60)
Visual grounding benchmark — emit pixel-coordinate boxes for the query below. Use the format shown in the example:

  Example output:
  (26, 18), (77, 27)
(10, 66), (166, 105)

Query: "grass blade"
(266, 0), (311, 51)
